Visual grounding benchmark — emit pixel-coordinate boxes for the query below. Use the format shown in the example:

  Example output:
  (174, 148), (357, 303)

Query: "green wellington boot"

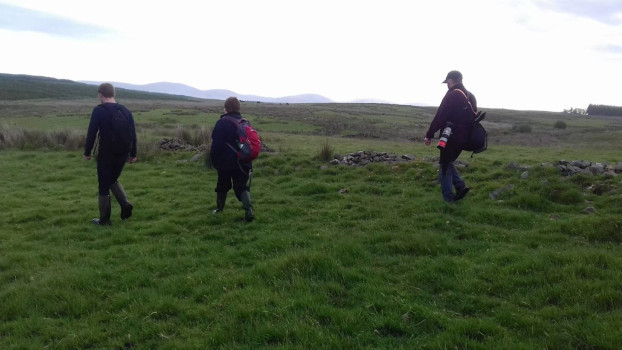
(213, 192), (227, 214)
(92, 195), (112, 225)
(240, 191), (254, 222)
(110, 182), (133, 220)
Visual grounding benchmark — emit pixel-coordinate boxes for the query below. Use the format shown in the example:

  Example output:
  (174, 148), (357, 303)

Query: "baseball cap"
(442, 70), (462, 83)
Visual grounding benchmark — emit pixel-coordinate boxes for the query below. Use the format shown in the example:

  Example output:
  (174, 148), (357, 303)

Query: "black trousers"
(97, 153), (128, 196)
(215, 168), (250, 201)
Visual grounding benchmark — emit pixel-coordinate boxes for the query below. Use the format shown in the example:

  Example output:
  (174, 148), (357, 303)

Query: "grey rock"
(490, 184), (515, 200)
(582, 207), (596, 214)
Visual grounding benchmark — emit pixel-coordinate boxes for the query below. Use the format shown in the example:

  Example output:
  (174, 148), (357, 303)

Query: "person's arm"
(424, 95), (450, 144)
(128, 109), (138, 163)
(210, 119), (226, 167)
(84, 107), (101, 159)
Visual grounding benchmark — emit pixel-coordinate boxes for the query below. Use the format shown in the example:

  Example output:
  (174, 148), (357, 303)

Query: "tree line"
(586, 104), (622, 117)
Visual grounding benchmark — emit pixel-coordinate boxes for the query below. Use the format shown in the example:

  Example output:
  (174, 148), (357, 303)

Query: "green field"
(1, 96), (622, 349)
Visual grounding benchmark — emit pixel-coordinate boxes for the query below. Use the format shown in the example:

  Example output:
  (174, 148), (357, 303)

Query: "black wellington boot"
(110, 182), (133, 220)
(240, 191), (254, 222)
(213, 192), (227, 214)
(92, 195), (112, 225)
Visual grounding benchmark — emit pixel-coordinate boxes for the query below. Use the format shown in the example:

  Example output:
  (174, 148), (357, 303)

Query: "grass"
(1, 101), (622, 349)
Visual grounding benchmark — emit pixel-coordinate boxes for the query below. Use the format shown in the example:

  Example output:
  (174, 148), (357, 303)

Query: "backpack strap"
(221, 115), (249, 174)
(454, 89), (477, 115)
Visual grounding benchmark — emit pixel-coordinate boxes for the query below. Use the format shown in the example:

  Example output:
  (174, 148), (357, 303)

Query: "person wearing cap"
(424, 70), (478, 202)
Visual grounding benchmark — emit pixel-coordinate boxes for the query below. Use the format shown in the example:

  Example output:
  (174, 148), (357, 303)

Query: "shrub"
(513, 124), (532, 133)
(554, 121), (567, 129)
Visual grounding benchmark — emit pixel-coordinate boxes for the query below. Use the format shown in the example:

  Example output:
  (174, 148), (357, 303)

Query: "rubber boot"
(92, 195), (112, 225)
(240, 191), (254, 222)
(213, 192), (227, 214)
(110, 182), (133, 220)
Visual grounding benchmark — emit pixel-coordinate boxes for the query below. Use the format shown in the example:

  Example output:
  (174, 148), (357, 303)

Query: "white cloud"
(0, 0), (621, 111)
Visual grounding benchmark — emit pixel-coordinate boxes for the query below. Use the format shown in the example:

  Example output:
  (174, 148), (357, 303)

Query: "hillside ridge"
(0, 73), (199, 101)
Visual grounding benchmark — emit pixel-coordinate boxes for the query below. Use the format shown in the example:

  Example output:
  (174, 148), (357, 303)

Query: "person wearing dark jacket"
(84, 83), (137, 225)
(210, 97), (254, 222)
(424, 70), (477, 202)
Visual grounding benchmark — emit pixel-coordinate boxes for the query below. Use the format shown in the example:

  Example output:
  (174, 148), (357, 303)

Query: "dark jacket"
(425, 83), (477, 147)
(210, 112), (251, 171)
(84, 103), (137, 157)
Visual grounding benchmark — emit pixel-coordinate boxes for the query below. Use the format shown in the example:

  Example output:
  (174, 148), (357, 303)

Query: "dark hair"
(224, 97), (241, 113)
(98, 83), (115, 98)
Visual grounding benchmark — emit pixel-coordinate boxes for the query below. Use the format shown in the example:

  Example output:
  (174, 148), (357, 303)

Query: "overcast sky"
(1, 0), (621, 111)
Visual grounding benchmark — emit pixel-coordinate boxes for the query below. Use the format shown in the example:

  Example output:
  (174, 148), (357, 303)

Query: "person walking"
(84, 83), (137, 225)
(424, 70), (477, 202)
(210, 97), (254, 222)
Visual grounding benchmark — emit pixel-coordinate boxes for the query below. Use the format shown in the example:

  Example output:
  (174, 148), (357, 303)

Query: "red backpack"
(225, 116), (261, 163)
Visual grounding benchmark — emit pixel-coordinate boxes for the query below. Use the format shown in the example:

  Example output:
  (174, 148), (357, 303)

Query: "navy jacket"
(210, 112), (251, 171)
(426, 83), (477, 147)
(84, 103), (137, 157)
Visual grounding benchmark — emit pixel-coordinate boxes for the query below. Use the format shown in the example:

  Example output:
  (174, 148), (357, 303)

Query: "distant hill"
(0, 73), (200, 101)
(80, 81), (334, 104)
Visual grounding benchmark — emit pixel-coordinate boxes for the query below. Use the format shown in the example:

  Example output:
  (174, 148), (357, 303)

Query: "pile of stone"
(159, 138), (275, 154)
(329, 151), (415, 166)
(556, 160), (622, 176)
(506, 160), (622, 177)
(159, 138), (207, 152)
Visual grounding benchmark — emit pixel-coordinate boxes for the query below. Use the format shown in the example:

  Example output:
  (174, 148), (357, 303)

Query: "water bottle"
(437, 123), (453, 149)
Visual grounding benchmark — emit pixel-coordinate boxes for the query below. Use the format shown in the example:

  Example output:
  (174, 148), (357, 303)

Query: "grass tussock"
(316, 139), (335, 162)
(0, 123), (84, 150)
(173, 125), (211, 146)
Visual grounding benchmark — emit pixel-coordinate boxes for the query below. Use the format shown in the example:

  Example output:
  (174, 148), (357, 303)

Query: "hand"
(128, 157), (137, 164)
(84, 155), (92, 161)
(424, 137), (431, 146)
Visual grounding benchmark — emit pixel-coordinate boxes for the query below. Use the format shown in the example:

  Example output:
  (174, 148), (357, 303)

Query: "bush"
(513, 124), (532, 133)
(554, 121), (567, 129)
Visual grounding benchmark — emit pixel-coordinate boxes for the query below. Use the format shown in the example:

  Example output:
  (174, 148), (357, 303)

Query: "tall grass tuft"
(191, 126), (211, 146)
(174, 126), (193, 144)
(0, 124), (84, 150)
(136, 139), (164, 162)
(316, 139), (335, 162)
(172, 125), (210, 147)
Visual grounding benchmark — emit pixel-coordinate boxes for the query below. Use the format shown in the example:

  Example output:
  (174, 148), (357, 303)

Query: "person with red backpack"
(424, 70), (478, 203)
(210, 97), (256, 221)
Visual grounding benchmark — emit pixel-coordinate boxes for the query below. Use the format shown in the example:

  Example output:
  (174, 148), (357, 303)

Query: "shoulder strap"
(102, 103), (126, 118)
(224, 115), (246, 125)
(453, 89), (477, 115)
